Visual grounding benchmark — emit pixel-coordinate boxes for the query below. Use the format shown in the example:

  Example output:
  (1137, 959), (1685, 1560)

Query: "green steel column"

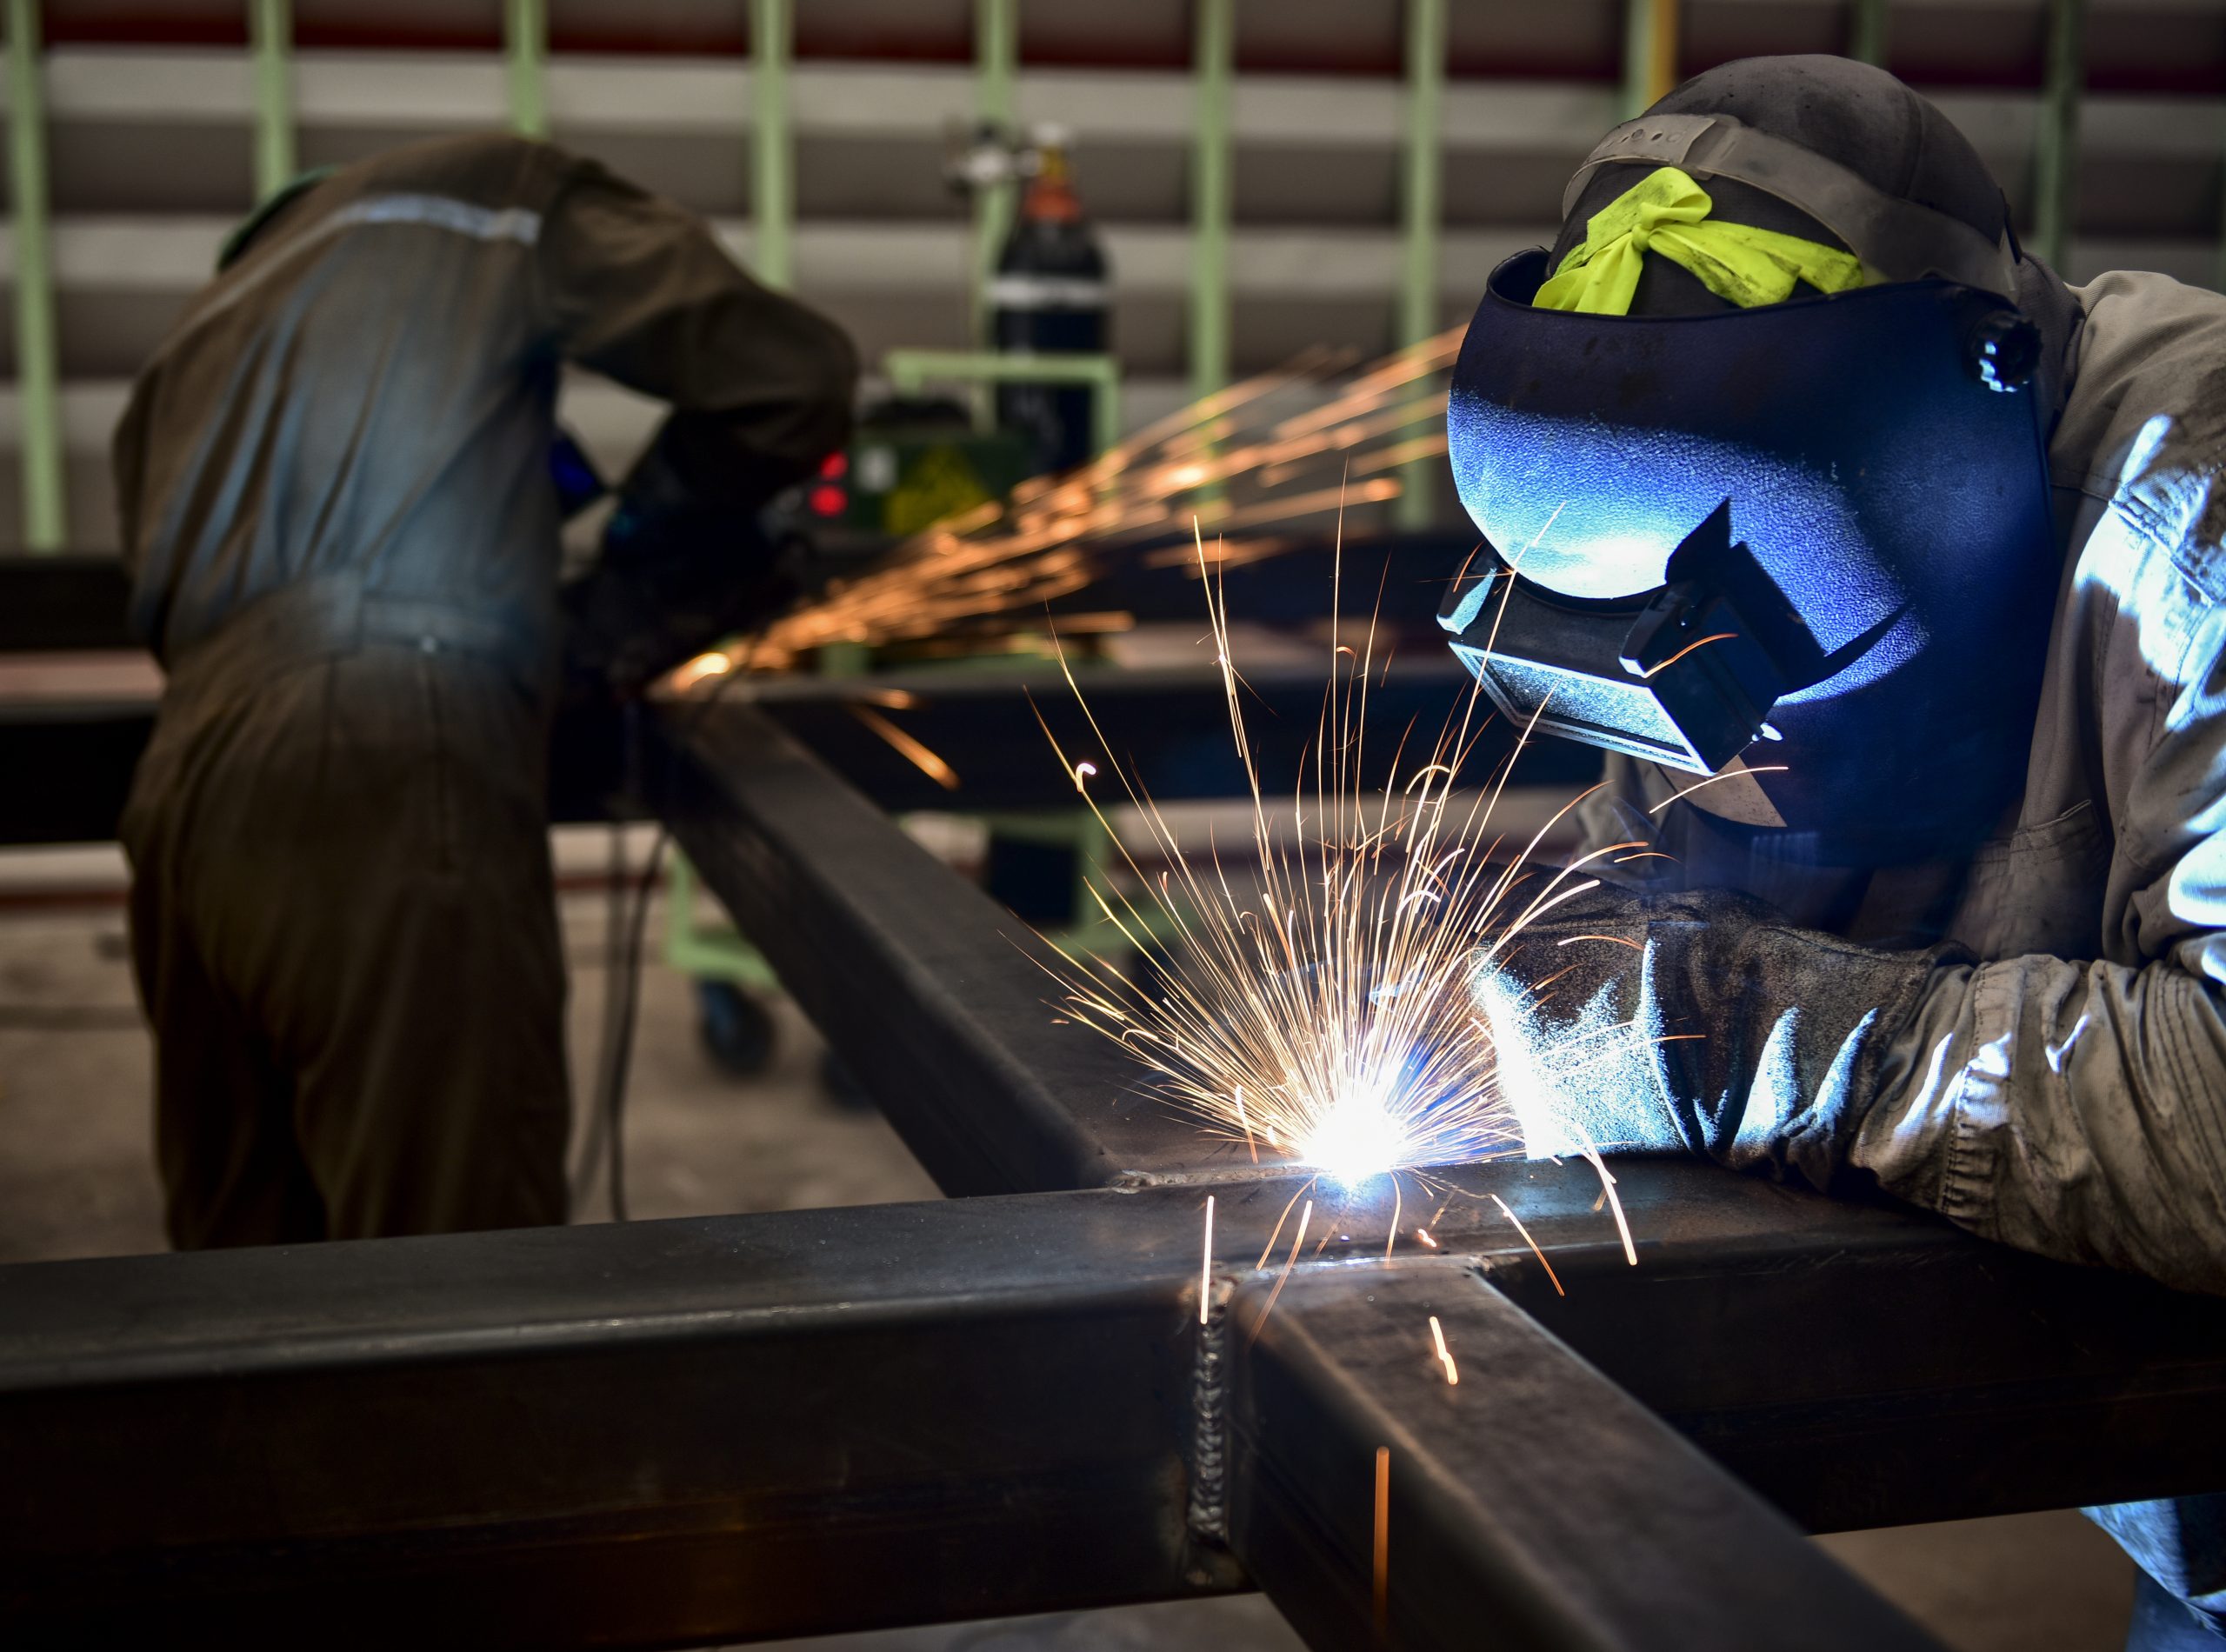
(751, 0), (792, 288)
(250, 0), (295, 198)
(1190, 0), (1234, 398)
(973, 0), (1016, 348)
(506, 0), (547, 139)
(1849, 0), (1889, 68)
(2033, 0), (2084, 273)
(7, 0), (65, 550)
(1622, 0), (1679, 119)
(1395, 0), (1445, 530)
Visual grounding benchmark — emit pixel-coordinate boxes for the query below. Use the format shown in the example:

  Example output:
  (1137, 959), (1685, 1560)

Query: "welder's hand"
(559, 507), (805, 703)
(1468, 883), (1954, 1190)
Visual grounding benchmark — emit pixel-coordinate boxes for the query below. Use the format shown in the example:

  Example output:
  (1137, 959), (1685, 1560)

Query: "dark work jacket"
(112, 133), (857, 695)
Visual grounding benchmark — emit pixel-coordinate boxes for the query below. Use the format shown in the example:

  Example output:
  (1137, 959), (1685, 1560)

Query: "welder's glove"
(1468, 884), (1960, 1191)
(559, 419), (811, 701)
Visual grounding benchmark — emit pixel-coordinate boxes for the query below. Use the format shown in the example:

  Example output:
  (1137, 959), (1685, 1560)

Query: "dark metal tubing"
(0, 533), (1481, 656)
(1231, 1260), (1945, 1650)
(1497, 1202), (2226, 1531)
(12, 590), (2226, 1645)
(0, 1191), (1237, 1648)
(0, 656), (1595, 845)
(6, 1161), (2226, 1643)
(650, 697), (2226, 1519)
(719, 653), (1600, 815)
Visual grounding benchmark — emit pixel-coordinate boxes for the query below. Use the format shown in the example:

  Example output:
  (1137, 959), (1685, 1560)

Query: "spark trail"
(750, 328), (1466, 668)
(1036, 521), (1644, 1199)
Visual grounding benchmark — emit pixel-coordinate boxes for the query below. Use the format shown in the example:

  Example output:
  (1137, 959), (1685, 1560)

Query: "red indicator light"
(818, 451), (849, 479)
(809, 484), (847, 516)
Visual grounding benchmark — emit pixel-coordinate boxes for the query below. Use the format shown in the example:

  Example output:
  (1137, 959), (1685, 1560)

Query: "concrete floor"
(0, 874), (2141, 1651)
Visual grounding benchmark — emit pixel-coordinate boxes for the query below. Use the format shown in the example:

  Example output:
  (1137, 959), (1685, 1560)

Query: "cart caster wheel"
(818, 1049), (878, 1112)
(696, 980), (776, 1077)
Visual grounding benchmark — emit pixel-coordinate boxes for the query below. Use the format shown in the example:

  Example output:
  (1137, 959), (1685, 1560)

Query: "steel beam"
(0, 1189), (1237, 1646)
(0, 653), (1587, 845)
(1233, 1262), (1943, 1651)
(650, 702), (2226, 1522)
(7, 1164), (2226, 1644)
(13, 548), (2226, 1649)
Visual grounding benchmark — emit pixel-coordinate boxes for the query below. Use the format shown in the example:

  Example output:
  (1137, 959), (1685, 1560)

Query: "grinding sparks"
(670, 649), (734, 692)
(741, 330), (1466, 669)
(849, 706), (961, 791)
(1428, 1315), (1459, 1385)
(1036, 523), (1634, 1196)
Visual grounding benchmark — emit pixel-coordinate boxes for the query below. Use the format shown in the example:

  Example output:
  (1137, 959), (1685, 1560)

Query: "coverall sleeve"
(538, 160), (858, 505)
(1852, 589), (2226, 1297)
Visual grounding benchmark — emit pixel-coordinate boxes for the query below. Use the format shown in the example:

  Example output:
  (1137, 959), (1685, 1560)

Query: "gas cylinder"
(989, 126), (1110, 476)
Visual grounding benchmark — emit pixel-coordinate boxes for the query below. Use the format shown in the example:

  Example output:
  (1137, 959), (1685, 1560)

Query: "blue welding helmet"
(1439, 60), (2069, 868)
(1441, 253), (2057, 865)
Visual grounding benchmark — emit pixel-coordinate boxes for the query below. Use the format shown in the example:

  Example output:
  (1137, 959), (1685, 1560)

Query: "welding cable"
(570, 789), (662, 1222)
(570, 629), (769, 1222)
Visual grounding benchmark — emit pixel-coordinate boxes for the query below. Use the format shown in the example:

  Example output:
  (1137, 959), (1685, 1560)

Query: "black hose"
(570, 633), (766, 1222)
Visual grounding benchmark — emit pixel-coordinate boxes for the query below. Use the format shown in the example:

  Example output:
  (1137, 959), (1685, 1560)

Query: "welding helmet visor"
(1440, 249), (2058, 866)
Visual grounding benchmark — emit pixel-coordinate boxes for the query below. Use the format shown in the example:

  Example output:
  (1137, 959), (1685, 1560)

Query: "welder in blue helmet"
(1451, 57), (2226, 1647)
(113, 136), (856, 1249)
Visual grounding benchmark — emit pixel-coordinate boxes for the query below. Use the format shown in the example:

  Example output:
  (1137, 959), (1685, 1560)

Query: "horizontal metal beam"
(0, 533), (1483, 655)
(0, 1189), (1234, 1646)
(0, 535), (1589, 841)
(1498, 1190), (2226, 1532)
(0, 654), (1561, 844)
(8, 1164), (2226, 1643)
(647, 696), (2226, 1524)
(1234, 1261), (1944, 1651)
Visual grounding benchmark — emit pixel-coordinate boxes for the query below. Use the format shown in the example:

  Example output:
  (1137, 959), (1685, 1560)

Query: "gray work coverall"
(113, 136), (856, 1248)
(1576, 269), (2226, 1629)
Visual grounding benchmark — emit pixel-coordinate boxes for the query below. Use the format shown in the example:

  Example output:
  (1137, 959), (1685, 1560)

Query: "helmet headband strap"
(1562, 113), (2019, 298)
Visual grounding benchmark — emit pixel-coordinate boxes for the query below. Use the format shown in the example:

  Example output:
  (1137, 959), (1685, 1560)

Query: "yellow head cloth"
(1534, 166), (1865, 316)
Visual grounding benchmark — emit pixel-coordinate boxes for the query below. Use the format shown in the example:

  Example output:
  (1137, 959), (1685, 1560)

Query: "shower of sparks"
(743, 329), (1465, 669)
(1036, 522), (1641, 1197)
(1428, 1315), (1459, 1386)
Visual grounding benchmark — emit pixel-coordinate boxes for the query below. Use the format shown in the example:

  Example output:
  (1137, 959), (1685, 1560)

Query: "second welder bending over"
(113, 135), (857, 1249)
